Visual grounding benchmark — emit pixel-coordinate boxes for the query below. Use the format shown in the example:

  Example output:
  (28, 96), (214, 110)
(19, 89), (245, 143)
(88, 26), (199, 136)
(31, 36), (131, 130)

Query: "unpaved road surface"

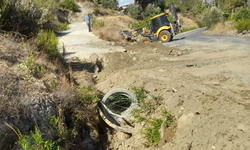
(58, 22), (124, 61)
(58, 5), (124, 62)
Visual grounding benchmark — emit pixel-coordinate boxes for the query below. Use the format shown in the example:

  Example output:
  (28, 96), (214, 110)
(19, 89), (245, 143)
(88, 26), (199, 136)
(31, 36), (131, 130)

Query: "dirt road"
(58, 4), (125, 62)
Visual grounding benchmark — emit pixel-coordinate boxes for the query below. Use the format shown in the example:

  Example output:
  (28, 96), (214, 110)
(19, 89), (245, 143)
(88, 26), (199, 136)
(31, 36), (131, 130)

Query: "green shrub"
(17, 51), (45, 80)
(56, 22), (69, 32)
(196, 20), (206, 28)
(0, 1), (42, 35)
(179, 27), (197, 33)
(235, 18), (250, 33)
(131, 87), (155, 122)
(78, 86), (99, 104)
(59, 0), (79, 12)
(16, 126), (59, 150)
(143, 118), (163, 146)
(126, 4), (143, 20)
(94, 8), (100, 15)
(202, 6), (223, 29)
(129, 19), (149, 29)
(99, 0), (118, 9)
(161, 108), (175, 127)
(31, 0), (58, 11)
(130, 87), (176, 146)
(37, 30), (61, 59)
(236, 9), (250, 21)
(144, 4), (161, 18)
(222, 11), (230, 21)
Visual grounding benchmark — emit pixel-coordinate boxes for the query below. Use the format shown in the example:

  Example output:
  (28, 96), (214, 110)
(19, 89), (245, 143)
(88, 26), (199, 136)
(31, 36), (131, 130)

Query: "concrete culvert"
(98, 88), (139, 133)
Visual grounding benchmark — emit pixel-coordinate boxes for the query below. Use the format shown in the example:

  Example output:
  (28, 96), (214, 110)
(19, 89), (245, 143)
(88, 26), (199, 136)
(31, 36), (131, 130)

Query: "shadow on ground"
(67, 62), (97, 73)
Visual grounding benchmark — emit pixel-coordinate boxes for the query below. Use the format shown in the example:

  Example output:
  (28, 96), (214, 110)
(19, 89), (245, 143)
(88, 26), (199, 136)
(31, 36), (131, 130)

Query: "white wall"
(118, 0), (135, 7)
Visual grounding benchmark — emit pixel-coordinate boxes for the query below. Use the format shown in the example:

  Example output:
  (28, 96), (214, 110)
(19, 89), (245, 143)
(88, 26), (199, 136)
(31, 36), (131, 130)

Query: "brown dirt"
(92, 16), (137, 42)
(178, 14), (198, 28)
(94, 41), (250, 149)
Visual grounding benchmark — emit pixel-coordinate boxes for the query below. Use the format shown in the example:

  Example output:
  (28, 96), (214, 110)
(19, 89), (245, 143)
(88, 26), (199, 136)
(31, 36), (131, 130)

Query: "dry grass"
(178, 14), (198, 28)
(209, 22), (237, 33)
(92, 16), (137, 42)
(80, 1), (95, 7)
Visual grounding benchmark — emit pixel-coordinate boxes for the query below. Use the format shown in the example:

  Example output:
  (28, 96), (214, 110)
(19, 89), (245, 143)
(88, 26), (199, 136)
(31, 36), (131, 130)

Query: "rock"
(116, 131), (131, 140)
(89, 53), (99, 63)
(159, 121), (167, 139)
(153, 48), (158, 53)
(237, 124), (246, 132)
(0, 123), (18, 149)
(171, 87), (178, 93)
(242, 30), (249, 35)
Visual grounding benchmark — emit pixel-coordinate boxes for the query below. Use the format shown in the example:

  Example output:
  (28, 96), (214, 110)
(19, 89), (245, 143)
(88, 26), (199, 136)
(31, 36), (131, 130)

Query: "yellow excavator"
(122, 3), (181, 43)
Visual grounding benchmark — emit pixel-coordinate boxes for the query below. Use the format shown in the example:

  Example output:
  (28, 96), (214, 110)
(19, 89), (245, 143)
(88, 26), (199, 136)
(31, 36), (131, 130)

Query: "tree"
(202, 6), (223, 28)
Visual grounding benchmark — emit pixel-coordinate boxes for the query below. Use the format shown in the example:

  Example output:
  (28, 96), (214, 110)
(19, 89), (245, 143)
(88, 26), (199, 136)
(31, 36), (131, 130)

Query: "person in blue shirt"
(85, 13), (91, 32)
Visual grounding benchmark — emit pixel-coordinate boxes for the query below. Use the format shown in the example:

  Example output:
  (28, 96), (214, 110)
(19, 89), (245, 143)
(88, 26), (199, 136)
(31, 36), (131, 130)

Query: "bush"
(55, 22), (69, 32)
(93, 8), (100, 15)
(196, 20), (206, 28)
(99, 0), (118, 10)
(59, 0), (79, 12)
(130, 20), (148, 29)
(236, 9), (250, 21)
(144, 4), (161, 18)
(37, 30), (61, 59)
(16, 126), (59, 150)
(0, 1), (42, 35)
(202, 6), (223, 29)
(32, 0), (58, 11)
(235, 18), (250, 33)
(126, 4), (143, 20)
(143, 118), (163, 146)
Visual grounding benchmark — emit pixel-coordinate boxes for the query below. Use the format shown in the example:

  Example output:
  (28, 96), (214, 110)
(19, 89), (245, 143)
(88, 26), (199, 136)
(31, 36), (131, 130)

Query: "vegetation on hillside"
(0, 0), (104, 149)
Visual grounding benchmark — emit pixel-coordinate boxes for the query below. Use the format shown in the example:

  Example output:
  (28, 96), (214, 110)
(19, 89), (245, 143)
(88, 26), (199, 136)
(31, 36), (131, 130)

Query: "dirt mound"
(94, 42), (250, 149)
(92, 16), (137, 42)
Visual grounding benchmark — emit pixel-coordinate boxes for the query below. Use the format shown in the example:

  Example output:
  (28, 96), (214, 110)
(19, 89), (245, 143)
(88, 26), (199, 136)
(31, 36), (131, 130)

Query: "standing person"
(85, 13), (91, 32)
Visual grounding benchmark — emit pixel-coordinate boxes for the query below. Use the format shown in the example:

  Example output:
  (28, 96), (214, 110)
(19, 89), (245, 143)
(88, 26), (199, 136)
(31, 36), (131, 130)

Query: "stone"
(153, 48), (158, 53)
(242, 30), (249, 34)
(116, 131), (131, 140)
(177, 52), (182, 56)
(159, 121), (167, 139)
(89, 53), (99, 63)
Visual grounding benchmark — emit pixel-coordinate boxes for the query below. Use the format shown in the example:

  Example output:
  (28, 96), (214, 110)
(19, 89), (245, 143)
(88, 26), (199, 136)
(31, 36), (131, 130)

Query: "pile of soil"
(94, 42), (250, 149)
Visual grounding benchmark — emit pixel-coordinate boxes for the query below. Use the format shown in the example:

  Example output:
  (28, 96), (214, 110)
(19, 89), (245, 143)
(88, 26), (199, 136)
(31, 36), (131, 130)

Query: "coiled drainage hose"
(98, 88), (139, 133)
